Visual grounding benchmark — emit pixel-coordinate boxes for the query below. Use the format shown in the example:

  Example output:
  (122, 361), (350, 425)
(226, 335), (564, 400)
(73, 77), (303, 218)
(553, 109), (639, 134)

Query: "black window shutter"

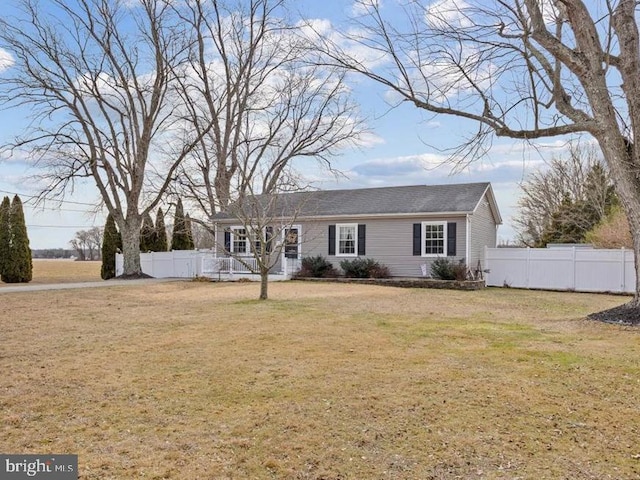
(265, 227), (273, 253)
(447, 222), (457, 256)
(413, 223), (421, 256)
(224, 231), (231, 253)
(328, 225), (336, 256)
(357, 224), (366, 256)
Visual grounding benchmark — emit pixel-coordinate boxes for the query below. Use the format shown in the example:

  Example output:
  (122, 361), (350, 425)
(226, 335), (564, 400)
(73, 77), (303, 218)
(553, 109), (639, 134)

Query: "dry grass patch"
(0, 259), (101, 287)
(1, 282), (639, 479)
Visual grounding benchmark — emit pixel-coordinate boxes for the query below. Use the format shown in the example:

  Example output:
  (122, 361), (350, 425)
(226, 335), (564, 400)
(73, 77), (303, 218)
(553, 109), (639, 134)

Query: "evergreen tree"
(184, 213), (195, 250)
(0, 196), (10, 280)
(101, 213), (121, 280)
(139, 212), (157, 252)
(171, 198), (192, 250)
(3, 195), (32, 283)
(538, 195), (600, 246)
(155, 207), (168, 252)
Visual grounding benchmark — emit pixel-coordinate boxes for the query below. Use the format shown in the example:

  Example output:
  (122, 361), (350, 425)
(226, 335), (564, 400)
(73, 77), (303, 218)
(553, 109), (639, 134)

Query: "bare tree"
(190, 222), (215, 250)
(86, 226), (103, 260)
(69, 233), (87, 261)
(514, 142), (615, 246)
(219, 181), (313, 300)
(173, 0), (364, 223)
(0, 0), (210, 276)
(317, 0), (640, 309)
(586, 206), (632, 249)
(69, 226), (102, 260)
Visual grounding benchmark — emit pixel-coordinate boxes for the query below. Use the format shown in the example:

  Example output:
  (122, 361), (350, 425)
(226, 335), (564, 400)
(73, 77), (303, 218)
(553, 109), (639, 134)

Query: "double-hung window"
(328, 224), (365, 257)
(422, 221), (446, 256)
(337, 223), (357, 256)
(231, 227), (249, 254)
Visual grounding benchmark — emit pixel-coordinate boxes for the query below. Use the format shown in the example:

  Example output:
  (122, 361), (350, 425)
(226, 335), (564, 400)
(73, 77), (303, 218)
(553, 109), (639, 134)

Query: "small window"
(231, 227), (248, 254)
(422, 222), (446, 256)
(337, 223), (357, 256)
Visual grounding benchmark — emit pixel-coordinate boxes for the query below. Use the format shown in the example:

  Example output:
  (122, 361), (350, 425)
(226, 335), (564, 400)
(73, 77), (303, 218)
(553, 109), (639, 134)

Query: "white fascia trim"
(215, 212), (471, 224)
(472, 184), (503, 225)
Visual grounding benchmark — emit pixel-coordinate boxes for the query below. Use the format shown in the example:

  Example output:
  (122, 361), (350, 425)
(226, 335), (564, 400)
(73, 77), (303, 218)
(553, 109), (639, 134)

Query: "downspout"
(214, 223), (218, 258)
(465, 214), (471, 265)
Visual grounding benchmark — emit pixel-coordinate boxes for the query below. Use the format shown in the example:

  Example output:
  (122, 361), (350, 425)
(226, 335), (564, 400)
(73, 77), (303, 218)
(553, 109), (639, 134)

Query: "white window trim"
(283, 225), (302, 259)
(336, 223), (358, 257)
(421, 221), (447, 257)
(230, 226), (251, 255)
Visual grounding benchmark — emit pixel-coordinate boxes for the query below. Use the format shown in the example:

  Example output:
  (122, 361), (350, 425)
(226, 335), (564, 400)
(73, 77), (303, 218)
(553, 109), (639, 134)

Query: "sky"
(0, 0), (578, 250)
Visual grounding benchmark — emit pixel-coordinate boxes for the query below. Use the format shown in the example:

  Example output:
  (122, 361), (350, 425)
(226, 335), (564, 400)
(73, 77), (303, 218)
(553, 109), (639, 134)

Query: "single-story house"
(211, 182), (502, 277)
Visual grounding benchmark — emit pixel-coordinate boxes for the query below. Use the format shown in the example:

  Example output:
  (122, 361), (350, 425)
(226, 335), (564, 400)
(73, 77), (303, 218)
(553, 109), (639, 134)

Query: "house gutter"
(212, 211), (473, 224)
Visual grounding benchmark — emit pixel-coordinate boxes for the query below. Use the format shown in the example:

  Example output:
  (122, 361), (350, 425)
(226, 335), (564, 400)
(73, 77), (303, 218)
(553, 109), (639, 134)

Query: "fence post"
(484, 246), (489, 283)
(621, 247), (626, 293)
(526, 247), (531, 289)
(572, 246), (577, 290)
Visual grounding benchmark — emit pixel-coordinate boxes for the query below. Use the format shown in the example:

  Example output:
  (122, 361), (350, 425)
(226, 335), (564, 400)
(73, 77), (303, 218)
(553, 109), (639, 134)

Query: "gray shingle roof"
(213, 182), (499, 221)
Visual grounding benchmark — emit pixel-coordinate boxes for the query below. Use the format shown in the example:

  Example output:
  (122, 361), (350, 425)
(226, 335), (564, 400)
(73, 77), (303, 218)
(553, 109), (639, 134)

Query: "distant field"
(0, 259), (101, 286)
(1, 281), (638, 479)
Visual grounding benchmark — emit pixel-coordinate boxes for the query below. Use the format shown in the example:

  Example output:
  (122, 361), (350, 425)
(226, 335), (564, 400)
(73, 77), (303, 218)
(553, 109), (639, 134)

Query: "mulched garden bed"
(114, 273), (154, 280)
(294, 276), (485, 291)
(588, 302), (640, 326)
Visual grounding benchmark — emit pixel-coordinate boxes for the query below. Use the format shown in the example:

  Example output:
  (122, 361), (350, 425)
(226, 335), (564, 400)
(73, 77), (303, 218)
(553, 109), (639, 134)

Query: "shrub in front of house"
(296, 256), (339, 278)
(340, 258), (390, 278)
(430, 258), (468, 281)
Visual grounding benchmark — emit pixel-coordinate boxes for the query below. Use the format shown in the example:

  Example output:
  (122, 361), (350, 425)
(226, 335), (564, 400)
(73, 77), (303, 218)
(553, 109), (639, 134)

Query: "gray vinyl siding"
(215, 205), (498, 277)
(468, 193), (498, 270)
(299, 216), (467, 277)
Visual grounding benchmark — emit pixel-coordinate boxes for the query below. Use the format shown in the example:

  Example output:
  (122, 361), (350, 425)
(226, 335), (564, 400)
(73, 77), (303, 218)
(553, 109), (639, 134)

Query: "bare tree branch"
(0, 0), (211, 275)
(172, 0), (365, 224)
(314, 0), (640, 305)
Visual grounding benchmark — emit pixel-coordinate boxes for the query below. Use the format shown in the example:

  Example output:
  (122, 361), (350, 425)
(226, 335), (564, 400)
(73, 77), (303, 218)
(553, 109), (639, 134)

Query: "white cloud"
(298, 18), (334, 39)
(355, 131), (385, 148)
(425, 0), (473, 30)
(0, 48), (15, 72)
(351, 0), (382, 16)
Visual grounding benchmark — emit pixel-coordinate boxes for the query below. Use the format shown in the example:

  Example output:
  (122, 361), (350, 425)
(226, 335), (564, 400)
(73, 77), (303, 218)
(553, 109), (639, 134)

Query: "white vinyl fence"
(485, 246), (636, 293)
(115, 250), (301, 281)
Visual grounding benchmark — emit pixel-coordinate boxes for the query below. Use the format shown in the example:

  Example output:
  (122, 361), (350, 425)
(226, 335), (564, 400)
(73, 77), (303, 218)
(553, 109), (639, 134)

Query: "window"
(231, 227), (248, 254)
(337, 223), (357, 256)
(423, 222), (446, 256)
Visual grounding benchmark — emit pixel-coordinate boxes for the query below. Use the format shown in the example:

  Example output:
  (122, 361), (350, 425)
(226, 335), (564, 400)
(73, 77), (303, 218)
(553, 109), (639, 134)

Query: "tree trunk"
(259, 267), (269, 300)
(596, 137), (640, 306)
(120, 216), (143, 277)
(615, 188), (640, 307)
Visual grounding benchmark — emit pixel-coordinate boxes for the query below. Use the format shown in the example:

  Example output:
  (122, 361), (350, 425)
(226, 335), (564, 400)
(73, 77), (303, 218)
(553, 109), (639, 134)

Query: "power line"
(0, 189), (100, 207)
(26, 224), (100, 229)
(0, 189), (104, 215)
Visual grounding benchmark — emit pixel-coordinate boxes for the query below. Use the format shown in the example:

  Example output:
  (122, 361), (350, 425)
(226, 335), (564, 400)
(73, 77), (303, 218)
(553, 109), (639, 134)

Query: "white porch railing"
(202, 255), (259, 275)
